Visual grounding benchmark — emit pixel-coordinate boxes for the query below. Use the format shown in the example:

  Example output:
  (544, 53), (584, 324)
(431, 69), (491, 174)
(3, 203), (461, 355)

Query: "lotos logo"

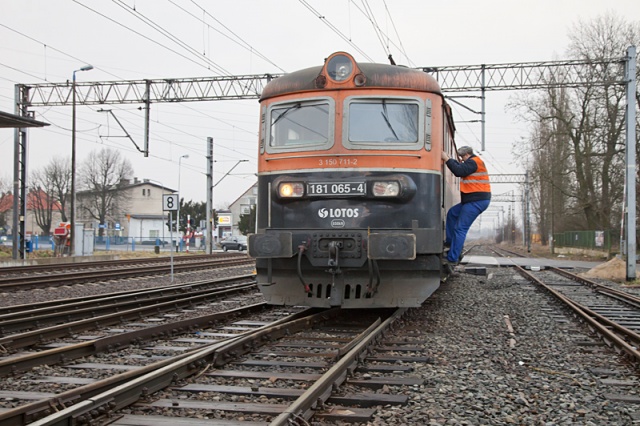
(331, 219), (345, 228)
(318, 207), (360, 219)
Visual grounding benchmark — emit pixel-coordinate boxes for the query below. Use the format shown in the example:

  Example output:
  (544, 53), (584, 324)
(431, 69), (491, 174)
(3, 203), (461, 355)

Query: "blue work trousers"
(445, 199), (490, 263)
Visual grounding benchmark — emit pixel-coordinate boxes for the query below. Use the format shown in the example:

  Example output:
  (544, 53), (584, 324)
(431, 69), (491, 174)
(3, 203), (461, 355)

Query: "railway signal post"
(163, 194), (179, 282)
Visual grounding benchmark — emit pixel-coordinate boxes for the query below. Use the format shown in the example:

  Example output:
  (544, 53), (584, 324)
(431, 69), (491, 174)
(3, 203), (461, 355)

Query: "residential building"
(77, 178), (176, 242)
(0, 190), (64, 237)
(220, 182), (257, 239)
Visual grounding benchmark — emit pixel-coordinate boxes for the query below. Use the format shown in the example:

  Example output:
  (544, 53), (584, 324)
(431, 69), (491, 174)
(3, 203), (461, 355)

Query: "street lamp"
(177, 154), (189, 244)
(70, 64), (94, 256)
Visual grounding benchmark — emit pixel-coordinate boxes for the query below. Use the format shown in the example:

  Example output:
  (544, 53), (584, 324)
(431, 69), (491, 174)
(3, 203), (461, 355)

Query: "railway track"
(517, 266), (640, 366)
(0, 305), (425, 425)
(0, 302), (300, 425)
(7, 243), (639, 423)
(1, 253), (220, 276)
(0, 254), (254, 292)
(0, 274), (258, 354)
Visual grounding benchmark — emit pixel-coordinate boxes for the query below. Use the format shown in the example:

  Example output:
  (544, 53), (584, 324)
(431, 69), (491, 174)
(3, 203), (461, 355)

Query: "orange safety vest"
(460, 156), (491, 193)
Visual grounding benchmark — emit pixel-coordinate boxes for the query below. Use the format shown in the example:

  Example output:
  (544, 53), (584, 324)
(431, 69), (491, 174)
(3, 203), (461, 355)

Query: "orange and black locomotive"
(248, 52), (460, 308)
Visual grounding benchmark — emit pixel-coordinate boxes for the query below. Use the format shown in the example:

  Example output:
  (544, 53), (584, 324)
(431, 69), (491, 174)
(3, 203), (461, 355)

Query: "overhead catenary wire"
(298, 0), (375, 62)
(2, 9), (258, 173)
(381, 0), (414, 67)
(360, 0), (388, 58)
(0, 22), (124, 81)
(111, 0), (233, 76)
(347, 0), (415, 66)
(72, 0), (225, 76)
(179, 0), (287, 73)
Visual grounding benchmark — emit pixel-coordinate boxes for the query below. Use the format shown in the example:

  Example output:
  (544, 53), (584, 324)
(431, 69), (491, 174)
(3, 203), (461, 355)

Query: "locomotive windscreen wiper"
(380, 100), (399, 141)
(271, 102), (302, 127)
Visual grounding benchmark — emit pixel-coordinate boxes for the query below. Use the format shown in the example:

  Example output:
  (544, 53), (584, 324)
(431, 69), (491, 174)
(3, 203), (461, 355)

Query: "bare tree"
(562, 13), (636, 230)
(45, 157), (71, 222)
(0, 175), (10, 195)
(78, 148), (134, 235)
(30, 168), (59, 236)
(512, 13), (639, 240)
(29, 158), (72, 235)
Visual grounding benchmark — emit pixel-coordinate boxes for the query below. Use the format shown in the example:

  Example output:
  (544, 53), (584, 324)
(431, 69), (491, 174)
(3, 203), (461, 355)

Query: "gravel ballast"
(357, 266), (639, 425)
(2, 257), (639, 424)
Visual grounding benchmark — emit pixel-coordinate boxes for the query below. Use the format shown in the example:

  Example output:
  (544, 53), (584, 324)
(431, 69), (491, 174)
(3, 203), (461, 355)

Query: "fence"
(552, 230), (617, 254)
(3, 235), (208, 254)
(94, 236), (206, 253)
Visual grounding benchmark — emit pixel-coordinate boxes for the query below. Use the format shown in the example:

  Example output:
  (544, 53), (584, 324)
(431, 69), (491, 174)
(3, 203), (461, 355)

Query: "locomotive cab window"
(343, 96), (424, 150)
(266, 98), (335, 153)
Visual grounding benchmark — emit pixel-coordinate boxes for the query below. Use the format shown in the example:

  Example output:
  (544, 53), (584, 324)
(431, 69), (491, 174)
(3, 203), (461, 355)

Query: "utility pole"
(206, 137), (214, 254)
(624, 45), (637, 281)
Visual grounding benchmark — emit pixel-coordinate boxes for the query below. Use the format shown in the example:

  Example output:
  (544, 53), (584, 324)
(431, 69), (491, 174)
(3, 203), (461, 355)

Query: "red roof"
(0, 190), (63, 213)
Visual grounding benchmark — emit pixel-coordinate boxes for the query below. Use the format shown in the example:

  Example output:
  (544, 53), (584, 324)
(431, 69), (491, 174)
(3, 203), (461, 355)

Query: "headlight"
(372, 181), (400, 197)
(327, 54), (354, 82)
(278, 182), (304, 198)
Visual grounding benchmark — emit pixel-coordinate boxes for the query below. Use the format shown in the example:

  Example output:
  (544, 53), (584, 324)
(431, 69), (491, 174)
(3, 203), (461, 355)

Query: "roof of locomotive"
(260, 60), (442, 101)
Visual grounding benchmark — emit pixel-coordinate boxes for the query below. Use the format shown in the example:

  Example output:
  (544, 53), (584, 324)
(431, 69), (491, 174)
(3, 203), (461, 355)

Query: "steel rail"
(0, 275), (256, 336)
(21, 308), (331, 426)
(0, 306), (315, 426)
(0, 278), (256, 351)
(0, 302), (269, 377)
(515, 266), (640, 364)
(270, 308), (407, 425)
(0, 253), (225, 275)
(0, 270), (253, 316)
(550, 266), (640, 308)
(0, 257), (254, 292)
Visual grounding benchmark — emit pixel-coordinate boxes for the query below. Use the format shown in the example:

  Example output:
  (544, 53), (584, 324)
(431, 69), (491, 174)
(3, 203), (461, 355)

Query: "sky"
(0, 0), (638, 226)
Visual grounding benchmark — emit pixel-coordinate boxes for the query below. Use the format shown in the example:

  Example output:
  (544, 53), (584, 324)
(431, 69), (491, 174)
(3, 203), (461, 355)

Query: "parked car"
(220, 236), (247, 252)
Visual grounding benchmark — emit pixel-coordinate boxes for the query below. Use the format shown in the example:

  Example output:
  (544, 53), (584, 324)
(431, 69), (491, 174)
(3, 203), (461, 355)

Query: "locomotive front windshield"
(269, 101), (331, 148)
(348, 101), (418, 143)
